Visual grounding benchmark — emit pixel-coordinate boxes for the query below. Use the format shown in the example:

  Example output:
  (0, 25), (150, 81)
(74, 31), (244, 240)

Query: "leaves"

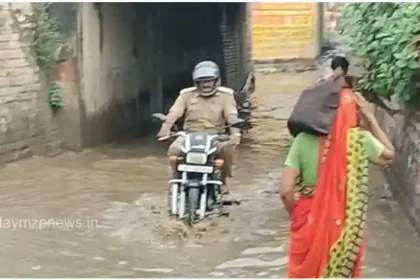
(49, 84), (63, 110)
(31, 4), (64, 110)
(31, 4), (61, 70)
(341, 3), (420, 104)
(408, 59), (419, 69)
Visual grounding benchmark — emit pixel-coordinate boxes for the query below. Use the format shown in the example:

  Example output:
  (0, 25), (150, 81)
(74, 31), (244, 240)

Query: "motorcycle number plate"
(178, 164), (213, 173)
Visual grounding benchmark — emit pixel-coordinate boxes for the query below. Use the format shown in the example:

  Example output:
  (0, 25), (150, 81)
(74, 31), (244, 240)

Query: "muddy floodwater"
(0, 70), (419, 277)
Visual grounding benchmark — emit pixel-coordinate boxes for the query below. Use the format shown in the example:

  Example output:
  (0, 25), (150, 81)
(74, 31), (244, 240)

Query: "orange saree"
(288, 88), (368, 278)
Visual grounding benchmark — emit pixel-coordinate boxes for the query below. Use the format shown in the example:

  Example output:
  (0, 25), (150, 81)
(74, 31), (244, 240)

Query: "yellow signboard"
(251, 3), (318, 61)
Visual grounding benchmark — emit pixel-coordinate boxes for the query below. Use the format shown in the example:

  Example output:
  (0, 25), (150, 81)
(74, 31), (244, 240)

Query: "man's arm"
(223, 93), (240, 135)
(165, 93), (187, 126)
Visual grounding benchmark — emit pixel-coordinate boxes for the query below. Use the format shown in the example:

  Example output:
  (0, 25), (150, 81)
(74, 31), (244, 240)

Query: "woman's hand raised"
(354, 91), (375, 123)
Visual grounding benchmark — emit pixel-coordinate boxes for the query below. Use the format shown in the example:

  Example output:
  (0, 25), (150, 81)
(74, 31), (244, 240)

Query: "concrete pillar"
(315, 3), (324, 57)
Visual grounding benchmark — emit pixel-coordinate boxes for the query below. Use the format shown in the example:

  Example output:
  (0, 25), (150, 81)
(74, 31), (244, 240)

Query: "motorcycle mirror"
(152, 113), (167, 122)
(230, 118), (245, 128)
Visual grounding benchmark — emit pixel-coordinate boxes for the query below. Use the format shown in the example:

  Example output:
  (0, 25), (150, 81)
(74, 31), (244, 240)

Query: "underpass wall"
(80, 3), (143, 146)
(47, 3), (83, 152)
(221, 3), (253, 91)
(0, 3), (61, 163)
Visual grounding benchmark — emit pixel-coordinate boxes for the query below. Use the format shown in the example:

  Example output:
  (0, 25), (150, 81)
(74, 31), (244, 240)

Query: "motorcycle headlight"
(186, 153), (207, 165)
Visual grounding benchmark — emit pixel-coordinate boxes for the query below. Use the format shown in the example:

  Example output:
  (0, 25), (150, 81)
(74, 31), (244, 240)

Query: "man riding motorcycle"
(157, 61), (241, 195)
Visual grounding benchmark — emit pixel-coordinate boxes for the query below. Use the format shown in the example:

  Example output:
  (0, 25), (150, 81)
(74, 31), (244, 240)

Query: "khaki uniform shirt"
(166, 86), (238, 133)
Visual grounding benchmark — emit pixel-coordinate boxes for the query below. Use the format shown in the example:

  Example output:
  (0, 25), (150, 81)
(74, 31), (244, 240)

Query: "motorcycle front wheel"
(185, 187), (200, 227)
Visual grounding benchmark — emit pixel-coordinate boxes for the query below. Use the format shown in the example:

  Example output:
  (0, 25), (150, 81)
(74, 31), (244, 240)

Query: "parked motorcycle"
(152, 113), (244, 227)
(234, 72), (256, 132)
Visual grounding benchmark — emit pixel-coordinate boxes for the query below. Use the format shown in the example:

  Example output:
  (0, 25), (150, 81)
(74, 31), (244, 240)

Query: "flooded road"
(0, 70), (419, 277)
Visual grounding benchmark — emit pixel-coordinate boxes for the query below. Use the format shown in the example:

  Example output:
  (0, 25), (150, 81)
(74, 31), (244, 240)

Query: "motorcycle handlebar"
(158, 132), (230, 142)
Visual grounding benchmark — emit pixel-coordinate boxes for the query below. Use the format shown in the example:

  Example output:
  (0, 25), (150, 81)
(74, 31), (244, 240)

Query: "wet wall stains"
(93, 3), (103, 52)
(47, 3), (77, 38)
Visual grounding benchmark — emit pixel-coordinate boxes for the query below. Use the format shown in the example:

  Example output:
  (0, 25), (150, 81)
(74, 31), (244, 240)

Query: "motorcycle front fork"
(169, 168), (222, 218)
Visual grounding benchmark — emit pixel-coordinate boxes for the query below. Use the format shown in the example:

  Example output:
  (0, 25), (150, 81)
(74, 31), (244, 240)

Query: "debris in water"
(257, 271), (269, 276)
(59, 251), (84, 257)
(31, 265), (42, 271)
(269, 266), (284, 272)
(119, 261), (128, 265)
(256, 229), (277, 236)
(209, 271), (225, 277)
(132, 268), (173, 274)
(260, 189), (273, 195)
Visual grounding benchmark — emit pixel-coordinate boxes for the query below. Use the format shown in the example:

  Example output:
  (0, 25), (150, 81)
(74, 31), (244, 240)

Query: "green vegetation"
(340, 3), (420, 104)
(49, 83), (62, 109)
(29, 3), (63, 110)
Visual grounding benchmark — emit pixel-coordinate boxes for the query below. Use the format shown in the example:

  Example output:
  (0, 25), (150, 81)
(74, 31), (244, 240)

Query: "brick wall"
(0, 3), (60, 163)
(375, 104), (420, 233)
(220, 3), (252, 91)
(244, 3), (254, 76)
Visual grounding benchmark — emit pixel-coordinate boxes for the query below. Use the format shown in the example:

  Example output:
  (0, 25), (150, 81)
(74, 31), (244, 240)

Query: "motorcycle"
(152, 113), (244, 227)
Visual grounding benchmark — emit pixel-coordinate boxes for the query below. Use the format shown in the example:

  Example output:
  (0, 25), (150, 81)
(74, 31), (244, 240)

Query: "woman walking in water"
(280, 68), (395, 277)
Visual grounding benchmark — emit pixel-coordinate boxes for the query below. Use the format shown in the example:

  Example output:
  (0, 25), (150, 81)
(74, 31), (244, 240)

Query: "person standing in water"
(280, 67), (395, 277)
